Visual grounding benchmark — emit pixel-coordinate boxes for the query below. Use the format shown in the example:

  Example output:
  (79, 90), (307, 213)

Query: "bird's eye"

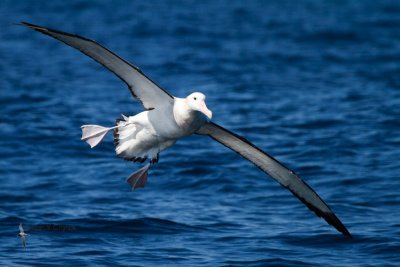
(194, 97), (197, 100)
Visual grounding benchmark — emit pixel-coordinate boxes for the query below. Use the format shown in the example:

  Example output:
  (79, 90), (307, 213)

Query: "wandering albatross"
(22, 22), (352, 238)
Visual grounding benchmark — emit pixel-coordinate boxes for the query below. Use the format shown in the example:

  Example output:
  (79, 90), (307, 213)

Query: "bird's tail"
(81, 124), (115, 148)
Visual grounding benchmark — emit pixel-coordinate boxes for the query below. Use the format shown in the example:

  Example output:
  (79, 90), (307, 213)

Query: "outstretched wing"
(21, 22), (174, 110)
(19, 223), (24, 233)
(197, 122), (351, 237)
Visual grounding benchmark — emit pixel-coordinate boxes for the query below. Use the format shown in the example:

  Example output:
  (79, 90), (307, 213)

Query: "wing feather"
(21, 22), (173, 110)
(197, 122), (351, 237)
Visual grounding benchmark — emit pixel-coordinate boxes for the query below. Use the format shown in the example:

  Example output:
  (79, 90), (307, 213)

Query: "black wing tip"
(20, 21), (97, 43)
(20, 21), (49, 33)
(290, 187), (352, 238)
(324, 212), (352, 238)
(20, 21), (34, 27)
(301, 198), (352, 238)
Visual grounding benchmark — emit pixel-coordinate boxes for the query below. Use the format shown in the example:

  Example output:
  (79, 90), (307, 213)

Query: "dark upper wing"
(197, 122), (351, 237)
(21, 22), (174, 110)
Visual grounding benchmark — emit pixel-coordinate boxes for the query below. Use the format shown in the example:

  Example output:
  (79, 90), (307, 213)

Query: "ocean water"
(1, 0), (400, 266)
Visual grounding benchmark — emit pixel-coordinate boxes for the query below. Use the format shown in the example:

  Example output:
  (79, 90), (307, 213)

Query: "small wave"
(53, 217), (206, 235)
(223, 258), (310, 267)
(292, 118), (344, 130)
(297, 29), (361, 43)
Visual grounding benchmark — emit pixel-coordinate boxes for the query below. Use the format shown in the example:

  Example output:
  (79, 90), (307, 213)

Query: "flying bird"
(18, 223), (28, 248)
(21, 22), (351, 237)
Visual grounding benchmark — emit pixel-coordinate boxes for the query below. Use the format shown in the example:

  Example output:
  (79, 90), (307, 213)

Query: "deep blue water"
(1, 0), (400, 266)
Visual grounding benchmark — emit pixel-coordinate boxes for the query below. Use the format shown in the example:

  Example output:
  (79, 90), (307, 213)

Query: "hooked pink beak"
(200, 101), (212, 120)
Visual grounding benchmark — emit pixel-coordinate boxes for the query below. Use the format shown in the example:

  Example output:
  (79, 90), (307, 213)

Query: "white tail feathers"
(81, 125), (115, 148)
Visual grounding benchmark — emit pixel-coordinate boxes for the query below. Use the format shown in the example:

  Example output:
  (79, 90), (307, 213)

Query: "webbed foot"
(126, 163), (150, 190)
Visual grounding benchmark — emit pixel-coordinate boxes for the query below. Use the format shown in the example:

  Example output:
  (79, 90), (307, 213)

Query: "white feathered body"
(113, 98), (208, 162)
(81, 95), (210, 162)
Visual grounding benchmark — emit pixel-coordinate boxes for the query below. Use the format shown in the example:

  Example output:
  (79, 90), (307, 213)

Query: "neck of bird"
(173, 98), (197, 128)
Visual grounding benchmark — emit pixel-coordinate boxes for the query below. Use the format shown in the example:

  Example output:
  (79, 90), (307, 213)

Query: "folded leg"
(126, 163), (151, 190)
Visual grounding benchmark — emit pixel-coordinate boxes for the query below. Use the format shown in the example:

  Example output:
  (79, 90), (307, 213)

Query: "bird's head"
(186, 92), (212, 120)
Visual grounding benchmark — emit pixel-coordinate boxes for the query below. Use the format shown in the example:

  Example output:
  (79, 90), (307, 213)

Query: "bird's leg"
(151, 153), (159, 164)
(151, 142), (161, 164)
(126, 163), (150, 190)
(126, 152), (159, 190)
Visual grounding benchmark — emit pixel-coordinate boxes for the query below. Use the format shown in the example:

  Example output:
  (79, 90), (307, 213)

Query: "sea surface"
(1, 1), (400, 266)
